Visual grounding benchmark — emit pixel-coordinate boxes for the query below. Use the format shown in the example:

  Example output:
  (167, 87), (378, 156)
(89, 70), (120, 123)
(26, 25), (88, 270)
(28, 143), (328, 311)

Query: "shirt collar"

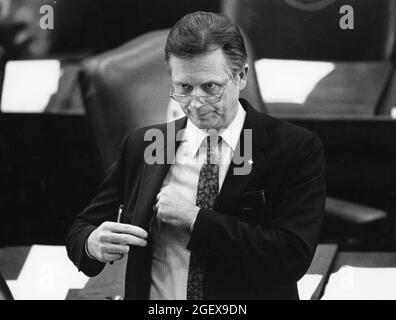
(183, 102), (246, 156)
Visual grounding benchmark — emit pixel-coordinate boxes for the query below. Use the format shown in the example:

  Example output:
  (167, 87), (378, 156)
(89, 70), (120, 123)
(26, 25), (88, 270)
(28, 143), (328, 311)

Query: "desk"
(4, 244), (396, 300)
(258, 61), (394, 118)
(0, 244), (338, 300)
(63, 247), (396, 300)
(321, 252), (396, 300)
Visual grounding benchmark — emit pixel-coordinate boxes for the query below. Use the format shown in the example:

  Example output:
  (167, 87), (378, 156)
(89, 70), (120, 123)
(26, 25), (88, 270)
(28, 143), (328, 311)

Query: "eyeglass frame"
(169, 75), (233, 105)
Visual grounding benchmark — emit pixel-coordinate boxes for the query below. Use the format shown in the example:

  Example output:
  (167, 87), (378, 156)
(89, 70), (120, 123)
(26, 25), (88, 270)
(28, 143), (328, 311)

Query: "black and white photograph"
(0, 0), (396, 306)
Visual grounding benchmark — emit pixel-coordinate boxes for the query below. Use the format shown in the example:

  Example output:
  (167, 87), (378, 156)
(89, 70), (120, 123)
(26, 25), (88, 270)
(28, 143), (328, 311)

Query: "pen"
(110, 204), (123, 265)
(117, 204), (124, 224)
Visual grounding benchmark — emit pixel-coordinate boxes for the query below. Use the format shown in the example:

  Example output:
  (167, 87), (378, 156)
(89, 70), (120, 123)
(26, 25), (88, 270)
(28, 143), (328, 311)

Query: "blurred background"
(1, 0), (396, 300)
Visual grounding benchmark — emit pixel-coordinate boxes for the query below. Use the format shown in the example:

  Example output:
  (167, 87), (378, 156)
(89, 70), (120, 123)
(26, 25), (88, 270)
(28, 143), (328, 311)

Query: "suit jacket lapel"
(130, 99), (269, 226)
(131, 117), (187, 230)
(215, 99), (269, 214)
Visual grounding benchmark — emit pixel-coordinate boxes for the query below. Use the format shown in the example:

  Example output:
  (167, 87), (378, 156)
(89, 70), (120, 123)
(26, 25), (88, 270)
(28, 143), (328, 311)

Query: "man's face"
(168, 48), (247, 130)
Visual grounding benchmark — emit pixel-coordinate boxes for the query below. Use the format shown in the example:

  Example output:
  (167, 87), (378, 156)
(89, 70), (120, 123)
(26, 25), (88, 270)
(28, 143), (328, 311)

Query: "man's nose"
(189, 88), (206, 108)
(189, 95), (205, 109)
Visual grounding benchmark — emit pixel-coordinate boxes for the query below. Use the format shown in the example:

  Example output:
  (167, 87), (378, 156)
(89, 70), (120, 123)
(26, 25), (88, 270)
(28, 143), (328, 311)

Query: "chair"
(78, 29), (389, 250)
(324, 198), (389, 249)
(221, 0), (396, 61)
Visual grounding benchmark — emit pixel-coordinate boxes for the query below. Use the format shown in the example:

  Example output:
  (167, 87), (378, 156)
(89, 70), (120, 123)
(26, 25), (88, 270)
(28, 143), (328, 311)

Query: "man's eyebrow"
(201, 80), (222, 85)
(174, 80), (189, 85)
(173, 79), (223, 86)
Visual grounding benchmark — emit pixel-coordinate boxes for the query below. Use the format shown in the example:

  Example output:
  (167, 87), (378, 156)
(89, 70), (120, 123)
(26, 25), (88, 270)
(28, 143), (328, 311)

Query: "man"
(67, 11), (325, 300)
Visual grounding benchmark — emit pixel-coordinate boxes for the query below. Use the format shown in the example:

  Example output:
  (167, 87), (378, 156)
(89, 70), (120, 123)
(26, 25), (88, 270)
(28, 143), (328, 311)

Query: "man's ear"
(237, 64), (249, 90)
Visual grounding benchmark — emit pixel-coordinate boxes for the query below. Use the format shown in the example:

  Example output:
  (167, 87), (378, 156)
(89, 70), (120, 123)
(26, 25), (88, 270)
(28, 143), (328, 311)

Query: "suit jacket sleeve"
(66, 133), (131, 277)
(187, 132), (325, 284)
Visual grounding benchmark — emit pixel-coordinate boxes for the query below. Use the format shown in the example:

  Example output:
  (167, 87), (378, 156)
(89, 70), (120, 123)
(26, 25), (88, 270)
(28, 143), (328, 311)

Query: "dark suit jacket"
(66, 98), (325, 300)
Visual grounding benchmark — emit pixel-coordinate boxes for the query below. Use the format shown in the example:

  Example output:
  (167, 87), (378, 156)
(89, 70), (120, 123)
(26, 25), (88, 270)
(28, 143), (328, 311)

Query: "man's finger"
(104, 253), (124, 262)
(156, 190), (164, 201)
(102, 244), (130, 255)
(156, 185), (173, 200)
(102, 233), (148, 247)
(107, 223), (148, 238)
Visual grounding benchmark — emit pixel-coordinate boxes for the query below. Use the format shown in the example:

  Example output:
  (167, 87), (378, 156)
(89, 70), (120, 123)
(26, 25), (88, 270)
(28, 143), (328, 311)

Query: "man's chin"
(193, 119), (218, 130)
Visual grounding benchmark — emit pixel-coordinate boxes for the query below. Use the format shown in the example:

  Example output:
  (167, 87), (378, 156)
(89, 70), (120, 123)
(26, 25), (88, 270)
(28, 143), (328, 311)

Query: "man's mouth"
(197, 110), (212, 118)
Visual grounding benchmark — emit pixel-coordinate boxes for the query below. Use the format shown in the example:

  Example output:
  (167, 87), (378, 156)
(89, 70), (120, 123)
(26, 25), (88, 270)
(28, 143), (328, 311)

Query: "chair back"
(222, 0), (396, 61)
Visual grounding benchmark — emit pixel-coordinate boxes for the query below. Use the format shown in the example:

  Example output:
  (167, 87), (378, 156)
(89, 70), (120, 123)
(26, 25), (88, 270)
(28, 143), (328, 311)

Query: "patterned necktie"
(187, 135), (220, 300)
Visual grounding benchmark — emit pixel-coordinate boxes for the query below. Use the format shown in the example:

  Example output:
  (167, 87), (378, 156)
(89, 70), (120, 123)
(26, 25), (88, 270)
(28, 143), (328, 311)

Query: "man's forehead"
(168, 47), (226, 63)
(168, 49), (230, 82)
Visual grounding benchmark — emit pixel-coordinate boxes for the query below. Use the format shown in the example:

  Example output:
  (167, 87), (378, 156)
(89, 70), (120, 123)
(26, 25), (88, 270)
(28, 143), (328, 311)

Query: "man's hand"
(86, 222), (148, 263)
(154, 185), (200, 230)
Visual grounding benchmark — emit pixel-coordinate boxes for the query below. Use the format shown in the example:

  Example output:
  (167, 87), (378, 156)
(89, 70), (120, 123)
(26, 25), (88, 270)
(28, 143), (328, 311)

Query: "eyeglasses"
(169, 77), (232, 105)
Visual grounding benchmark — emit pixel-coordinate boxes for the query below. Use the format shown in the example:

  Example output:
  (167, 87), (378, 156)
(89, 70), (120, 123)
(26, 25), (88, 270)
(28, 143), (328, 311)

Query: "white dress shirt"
(149, 102), (246, 299)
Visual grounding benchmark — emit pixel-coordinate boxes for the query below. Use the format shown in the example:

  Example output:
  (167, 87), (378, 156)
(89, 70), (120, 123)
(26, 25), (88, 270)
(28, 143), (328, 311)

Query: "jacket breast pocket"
(237, 189), (268, 224)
